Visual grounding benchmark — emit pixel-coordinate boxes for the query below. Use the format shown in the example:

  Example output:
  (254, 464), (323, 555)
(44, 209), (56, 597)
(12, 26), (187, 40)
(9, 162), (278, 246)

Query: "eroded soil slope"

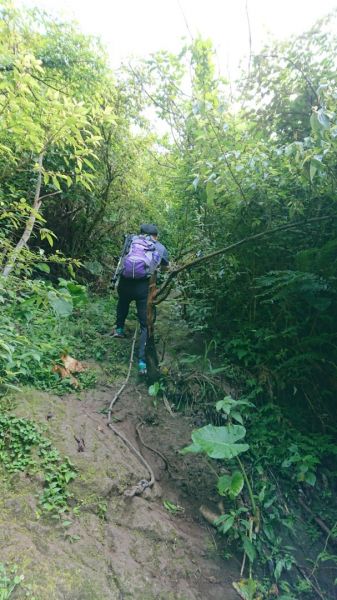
(1, 381), (240, 599)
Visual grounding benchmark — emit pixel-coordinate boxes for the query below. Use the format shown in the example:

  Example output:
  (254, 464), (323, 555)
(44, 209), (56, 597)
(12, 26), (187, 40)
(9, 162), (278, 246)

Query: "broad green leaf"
(230, 471), (244, 497)
(243, 537), (256, 563)
(214, 513), (234, 533)
(216, 397), (253, 416)
(64, 471), (77, 483)
(180, 442), (203, 454)
(305, 471), (316, 486)
(216, 398), (233, 415)
(258, 485), (266, 503)
(231, 411), (243, 425)
(35, 263), (50, 273)
(47, 291), (73, 317)
(274, 559), (284, 581)
(317, 108), (330, 130)
(310, 112), (320, 133)
(83, 157), (95, 169)
(58, 280), (87, 306)
(182, 424), (249, 459)
(217, 474), (231, 495)
(68, 264), (76, 278)
(311, 109), (330, 134)
(52, 175), (61, 190)
(217, 471), (244, 498)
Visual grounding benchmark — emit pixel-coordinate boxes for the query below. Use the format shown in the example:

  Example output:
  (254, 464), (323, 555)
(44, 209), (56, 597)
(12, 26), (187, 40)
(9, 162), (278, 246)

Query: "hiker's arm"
(160, 246), (169, 271)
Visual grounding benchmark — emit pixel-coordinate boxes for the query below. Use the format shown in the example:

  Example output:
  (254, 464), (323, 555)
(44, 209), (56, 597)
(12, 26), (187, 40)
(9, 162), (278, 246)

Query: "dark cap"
(140, 223), (158, 235)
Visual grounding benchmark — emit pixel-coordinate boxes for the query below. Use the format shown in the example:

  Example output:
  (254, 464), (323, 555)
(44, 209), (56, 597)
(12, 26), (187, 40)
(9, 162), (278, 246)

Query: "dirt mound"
(1, 384), (240, 599)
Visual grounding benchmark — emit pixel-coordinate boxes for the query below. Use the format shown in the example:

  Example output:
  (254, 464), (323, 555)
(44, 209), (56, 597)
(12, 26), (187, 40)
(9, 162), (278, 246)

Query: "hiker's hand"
(109, 277), (117, 291)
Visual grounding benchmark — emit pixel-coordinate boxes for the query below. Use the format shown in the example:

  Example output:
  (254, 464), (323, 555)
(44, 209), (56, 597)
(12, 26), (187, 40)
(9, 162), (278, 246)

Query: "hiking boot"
(112, 327), (125, 338)
(138, 360), (147, 375)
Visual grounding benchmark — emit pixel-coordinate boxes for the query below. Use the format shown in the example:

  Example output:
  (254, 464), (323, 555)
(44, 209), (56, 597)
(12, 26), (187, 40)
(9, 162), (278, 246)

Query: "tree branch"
(38, 190), (61, 201)
(2, 152), (44, 277)
(154, 215), (333, 303)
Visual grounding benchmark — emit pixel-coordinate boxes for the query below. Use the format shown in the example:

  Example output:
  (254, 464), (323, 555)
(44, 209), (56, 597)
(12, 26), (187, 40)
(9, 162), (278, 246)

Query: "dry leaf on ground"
(52, 354), (86, 387)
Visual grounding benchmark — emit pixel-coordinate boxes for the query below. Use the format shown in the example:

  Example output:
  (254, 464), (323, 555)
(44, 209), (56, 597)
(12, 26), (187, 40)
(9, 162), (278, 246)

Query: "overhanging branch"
(154, 215), (334, 304)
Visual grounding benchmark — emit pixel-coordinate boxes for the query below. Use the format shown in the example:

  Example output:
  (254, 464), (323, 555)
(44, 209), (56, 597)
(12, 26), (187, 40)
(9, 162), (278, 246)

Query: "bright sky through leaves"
(17, 0), (337, 76)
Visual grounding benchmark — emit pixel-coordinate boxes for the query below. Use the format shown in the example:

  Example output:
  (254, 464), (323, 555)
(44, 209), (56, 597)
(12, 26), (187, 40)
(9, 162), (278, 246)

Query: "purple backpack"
(122, 235), (161, 279)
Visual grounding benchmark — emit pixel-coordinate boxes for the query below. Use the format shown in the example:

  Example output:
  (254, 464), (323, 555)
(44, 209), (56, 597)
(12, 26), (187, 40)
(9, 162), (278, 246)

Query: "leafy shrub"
(0, 413), (77, 515)
(182, 395), (337, 597)
(0, 276), (89, 391)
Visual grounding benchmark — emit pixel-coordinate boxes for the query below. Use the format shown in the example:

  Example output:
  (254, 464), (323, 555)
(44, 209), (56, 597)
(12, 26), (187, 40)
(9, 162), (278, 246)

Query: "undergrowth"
(0, 563), (25, 600)
(0, 276), (128, 394)
(0, 276), (86, 393)
(172, 354), (337, 600)
(0, 277), (125, 522)
(0, 411), (77, 516)
(66, 294), (131, 378)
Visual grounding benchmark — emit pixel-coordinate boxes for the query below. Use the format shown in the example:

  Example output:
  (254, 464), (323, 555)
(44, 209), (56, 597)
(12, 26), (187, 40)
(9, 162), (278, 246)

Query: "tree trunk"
(145, 273), (160, 383)
(2, 152), (44, 277)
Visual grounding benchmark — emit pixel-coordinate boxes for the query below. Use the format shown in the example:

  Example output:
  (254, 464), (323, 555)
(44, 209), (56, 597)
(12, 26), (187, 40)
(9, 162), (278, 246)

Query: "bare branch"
(38, 190), (62, 201)
(154, 215), (334, 303)
(2, 152), (44, 277)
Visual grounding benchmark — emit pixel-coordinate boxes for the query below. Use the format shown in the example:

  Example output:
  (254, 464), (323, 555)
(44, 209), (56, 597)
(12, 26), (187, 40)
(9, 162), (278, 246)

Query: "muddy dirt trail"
(1, 376), (241, 599)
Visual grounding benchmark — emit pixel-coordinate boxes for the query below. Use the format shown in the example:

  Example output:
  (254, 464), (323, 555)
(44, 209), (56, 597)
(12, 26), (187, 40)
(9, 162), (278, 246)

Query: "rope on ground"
(136, 421), (187, 481)
(107, 325), (155, 498)
(107, 326), (138, 420)
(136, 421), (169, 470)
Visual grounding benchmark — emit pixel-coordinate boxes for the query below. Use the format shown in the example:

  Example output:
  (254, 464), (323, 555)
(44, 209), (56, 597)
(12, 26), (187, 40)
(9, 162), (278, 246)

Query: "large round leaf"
(182, 424), (249, 459)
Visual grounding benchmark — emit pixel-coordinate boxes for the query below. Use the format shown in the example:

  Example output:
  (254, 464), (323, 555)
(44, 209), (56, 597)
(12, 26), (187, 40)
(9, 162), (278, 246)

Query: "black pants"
(116, 277), (149, 361)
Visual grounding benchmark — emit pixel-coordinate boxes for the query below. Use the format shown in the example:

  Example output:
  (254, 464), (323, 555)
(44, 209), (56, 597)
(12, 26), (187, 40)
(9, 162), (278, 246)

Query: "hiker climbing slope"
(112, 223), (169, 374)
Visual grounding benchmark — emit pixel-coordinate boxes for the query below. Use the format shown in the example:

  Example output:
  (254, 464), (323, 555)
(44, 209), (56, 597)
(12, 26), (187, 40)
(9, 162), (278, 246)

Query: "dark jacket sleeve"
(155, 241), (169, 266)
(161, 246), (169, 266)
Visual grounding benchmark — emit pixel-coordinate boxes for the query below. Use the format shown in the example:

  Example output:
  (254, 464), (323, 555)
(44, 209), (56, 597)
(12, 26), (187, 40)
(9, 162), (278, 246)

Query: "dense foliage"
(126, 17), (337, 599)
(1, 1), (337, 598)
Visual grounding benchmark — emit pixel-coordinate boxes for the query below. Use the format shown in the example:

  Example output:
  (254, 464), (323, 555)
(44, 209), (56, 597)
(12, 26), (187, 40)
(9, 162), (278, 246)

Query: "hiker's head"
(140, 223), (158, 239)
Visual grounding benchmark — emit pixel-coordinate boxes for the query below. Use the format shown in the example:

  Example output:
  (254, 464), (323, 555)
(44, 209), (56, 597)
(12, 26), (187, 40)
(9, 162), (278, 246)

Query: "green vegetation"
(163, 500), (184, 515)
(0, 412), (77, 515)
(182, 396), (337, 597)
(0, 563), (24, 600)
(0, 275), (89, 392)
(0, 1), (337, 597)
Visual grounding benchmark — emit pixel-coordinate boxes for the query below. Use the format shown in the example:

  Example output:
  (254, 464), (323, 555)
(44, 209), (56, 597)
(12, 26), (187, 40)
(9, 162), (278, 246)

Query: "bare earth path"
(1, 380), (240, 599)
